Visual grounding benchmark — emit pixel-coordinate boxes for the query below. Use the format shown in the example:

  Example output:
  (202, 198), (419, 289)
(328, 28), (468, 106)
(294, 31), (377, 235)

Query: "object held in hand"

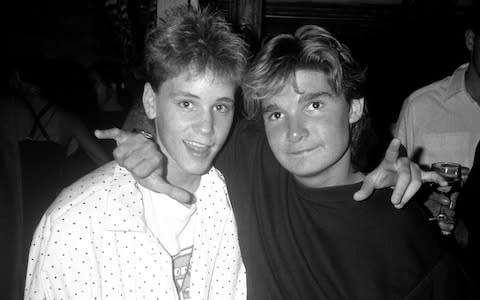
(428, 162), (462, 235)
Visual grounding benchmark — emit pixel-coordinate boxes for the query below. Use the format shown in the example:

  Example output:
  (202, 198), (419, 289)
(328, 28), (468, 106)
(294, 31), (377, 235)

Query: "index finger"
(383, 138), (401, 165)
(395, 162), (422, 208)
(95, 128), (121, 140)
(390, 157), (410, 206)
(95, 128), (131, 144)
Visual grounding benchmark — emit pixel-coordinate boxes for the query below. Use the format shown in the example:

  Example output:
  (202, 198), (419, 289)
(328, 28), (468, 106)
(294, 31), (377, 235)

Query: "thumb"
(353, 177), (375, 201)
(137, 172), (194, 206)
(421, 171), (448, 186)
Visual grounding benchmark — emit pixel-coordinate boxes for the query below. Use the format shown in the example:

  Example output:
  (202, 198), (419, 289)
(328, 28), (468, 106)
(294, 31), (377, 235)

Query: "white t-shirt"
(143, 186), (196, 300)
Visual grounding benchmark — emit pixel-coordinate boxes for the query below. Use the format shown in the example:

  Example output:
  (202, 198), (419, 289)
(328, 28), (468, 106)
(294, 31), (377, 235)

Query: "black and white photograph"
(1, 0), (477, 299)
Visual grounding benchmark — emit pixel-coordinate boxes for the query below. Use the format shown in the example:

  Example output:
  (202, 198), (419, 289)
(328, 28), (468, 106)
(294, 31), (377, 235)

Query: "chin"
(182, 161), (214, 176)
(284, 160), (330, 178)
(289, 168), (322, 178)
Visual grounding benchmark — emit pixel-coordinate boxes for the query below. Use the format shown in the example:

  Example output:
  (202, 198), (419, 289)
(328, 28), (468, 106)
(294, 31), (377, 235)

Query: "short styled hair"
(242, 25), (369, 170)
(469, 15), (480, 34)
(144, 5), (248, 92)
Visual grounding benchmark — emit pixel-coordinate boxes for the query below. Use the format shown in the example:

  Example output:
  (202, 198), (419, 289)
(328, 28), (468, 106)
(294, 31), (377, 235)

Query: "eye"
(179, 101), (193, 109)
(306, 101), (323, 111)
(214, 104), (232, 113)
(267, 111), (284, 121)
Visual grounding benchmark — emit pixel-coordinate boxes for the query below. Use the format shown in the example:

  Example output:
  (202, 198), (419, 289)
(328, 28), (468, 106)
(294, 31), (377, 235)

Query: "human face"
(90, 72), (109, 107)
(466, 29), (480, 79)
(474, 33), (480, 73)
(465, 29), (480, 102)
(262, 69), (364, 188)
(143, 70), (235, 185)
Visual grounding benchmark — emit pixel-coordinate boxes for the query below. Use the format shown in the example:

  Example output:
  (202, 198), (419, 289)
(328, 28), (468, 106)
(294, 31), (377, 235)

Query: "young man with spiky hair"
(106, 24), (472, 299)
(25, 6), (247, 300)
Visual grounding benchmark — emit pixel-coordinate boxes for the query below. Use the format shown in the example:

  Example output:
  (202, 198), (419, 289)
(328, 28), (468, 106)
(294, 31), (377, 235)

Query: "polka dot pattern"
(24, 162), (246, 299)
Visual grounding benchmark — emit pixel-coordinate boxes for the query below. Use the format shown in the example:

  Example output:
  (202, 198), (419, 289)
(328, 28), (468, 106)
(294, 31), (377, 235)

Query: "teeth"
(184, 140), (210, 150)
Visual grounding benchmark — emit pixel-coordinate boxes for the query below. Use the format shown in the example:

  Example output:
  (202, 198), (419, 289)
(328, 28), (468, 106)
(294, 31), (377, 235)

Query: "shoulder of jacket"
(45, 161), (135, 221)
(209, 166), (226, 183)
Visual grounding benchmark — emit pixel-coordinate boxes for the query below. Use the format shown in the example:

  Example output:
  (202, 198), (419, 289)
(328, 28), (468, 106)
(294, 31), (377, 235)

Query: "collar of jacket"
(104, 164), (148, 232)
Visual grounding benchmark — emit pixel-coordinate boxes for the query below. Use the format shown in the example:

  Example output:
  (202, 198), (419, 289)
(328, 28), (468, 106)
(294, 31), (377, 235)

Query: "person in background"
(88, 60), (132, 155)
(395, 11), (480, 244)
(394, 12), (480, 171)
(88, 60), (131, 129)
(24, 6), (247, 299)
(10, 63), (111, 167)
(7, 63), (110, 223)
(99, 23), (470, 298)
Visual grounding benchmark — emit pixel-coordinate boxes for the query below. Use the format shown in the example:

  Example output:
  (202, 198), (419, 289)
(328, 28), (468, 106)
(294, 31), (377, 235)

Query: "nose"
(194, 110), (214, 136)
(287, 117), (308, 143)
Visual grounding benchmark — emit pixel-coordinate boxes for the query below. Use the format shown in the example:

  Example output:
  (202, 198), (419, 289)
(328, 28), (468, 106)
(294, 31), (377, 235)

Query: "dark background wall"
(2, 0), (119, 66)
(1, 0), (474, 123)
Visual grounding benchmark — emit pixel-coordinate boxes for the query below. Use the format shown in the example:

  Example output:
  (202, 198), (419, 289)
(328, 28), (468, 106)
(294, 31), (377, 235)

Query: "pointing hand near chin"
(95, 128), (195, 206)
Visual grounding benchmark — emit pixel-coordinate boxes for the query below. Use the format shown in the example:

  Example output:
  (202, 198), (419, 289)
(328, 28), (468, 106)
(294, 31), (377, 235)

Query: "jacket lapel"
(189, 168), (233, 297)
(105, 165), (147, 232)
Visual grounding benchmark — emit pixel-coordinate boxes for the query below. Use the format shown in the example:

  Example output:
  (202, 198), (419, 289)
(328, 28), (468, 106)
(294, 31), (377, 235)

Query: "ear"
(349, 97), (364, 124)
(143, 82), (157, 120)
(465, 29), (475, 52)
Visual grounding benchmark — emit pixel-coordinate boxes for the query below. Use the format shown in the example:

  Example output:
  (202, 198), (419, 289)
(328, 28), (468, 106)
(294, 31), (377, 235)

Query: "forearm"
(71, 121), (110, 166)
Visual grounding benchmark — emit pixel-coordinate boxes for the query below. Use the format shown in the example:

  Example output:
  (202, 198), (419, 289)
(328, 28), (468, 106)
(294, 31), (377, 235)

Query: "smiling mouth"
(288, 147), (316, 156)
(184, 140), (213, 155)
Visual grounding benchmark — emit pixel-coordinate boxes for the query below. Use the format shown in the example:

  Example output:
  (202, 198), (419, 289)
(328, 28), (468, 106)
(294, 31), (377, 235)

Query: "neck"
(466, 63), (480, 105)
(165, 168), (201, 195)
(293, 148), (365, 189)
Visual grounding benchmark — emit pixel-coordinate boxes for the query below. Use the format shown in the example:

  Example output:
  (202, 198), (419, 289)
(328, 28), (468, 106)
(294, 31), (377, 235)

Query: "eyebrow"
(171, 91), (234, 103)
(262, 102), (279, 113)
(298, 91), (333, 103)
(170, 91), (199, 99)
(216, 97), (235, 103)
(262, 91), (333, 113)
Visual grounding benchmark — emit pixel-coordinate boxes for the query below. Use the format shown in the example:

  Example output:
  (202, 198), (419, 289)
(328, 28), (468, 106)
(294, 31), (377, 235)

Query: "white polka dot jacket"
(24, 161), (247, 299)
